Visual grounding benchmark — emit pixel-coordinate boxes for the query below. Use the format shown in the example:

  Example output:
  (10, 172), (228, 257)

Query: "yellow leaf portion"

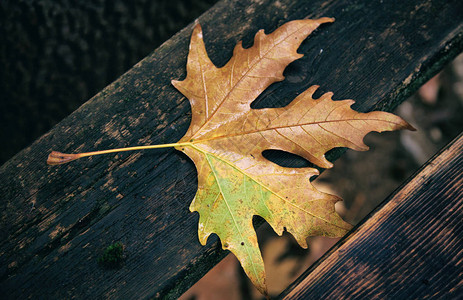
(173, 18), (335, 142)
(172, 18), (412, 294)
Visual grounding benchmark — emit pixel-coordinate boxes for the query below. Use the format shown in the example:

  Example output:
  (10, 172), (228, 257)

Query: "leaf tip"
(254, 281), (269, 298)
(319, 155), (334, 169)
(316, 17), (335, 24)
(192, 22), (203, 36)
(306, 85), (320, 98)
(405, 123), (417, 131)
(47, 151), (79, 165)
(262, 289), (270, 300)
(390, 117), (416, 132)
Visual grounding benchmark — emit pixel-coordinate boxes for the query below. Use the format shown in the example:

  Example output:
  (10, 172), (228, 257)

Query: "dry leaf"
(172, 18), (413, 294)
(48, 17), (413, 296)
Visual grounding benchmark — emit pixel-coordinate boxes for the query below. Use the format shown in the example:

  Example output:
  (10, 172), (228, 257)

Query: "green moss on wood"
(98, 242), (125, 269)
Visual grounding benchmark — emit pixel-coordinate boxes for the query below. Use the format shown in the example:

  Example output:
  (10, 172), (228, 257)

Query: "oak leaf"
(171, 18), (412, 294)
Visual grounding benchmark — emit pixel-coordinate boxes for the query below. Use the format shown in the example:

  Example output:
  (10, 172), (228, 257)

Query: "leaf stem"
(47, 142), (192, 165)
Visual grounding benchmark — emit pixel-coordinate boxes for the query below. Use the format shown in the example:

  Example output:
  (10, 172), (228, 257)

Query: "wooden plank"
(0, 0), (462, 298)
(280, 133), (463, 299)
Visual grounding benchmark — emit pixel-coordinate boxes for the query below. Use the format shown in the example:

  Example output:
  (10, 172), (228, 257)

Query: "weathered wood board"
(1, 0), (462, 298)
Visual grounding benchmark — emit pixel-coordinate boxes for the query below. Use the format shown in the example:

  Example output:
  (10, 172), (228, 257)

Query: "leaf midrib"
(203, 152), (263, 286)
(191, 118), (403, 144)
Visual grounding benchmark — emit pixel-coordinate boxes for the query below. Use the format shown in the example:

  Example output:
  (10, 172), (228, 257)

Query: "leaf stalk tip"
(47, 151), (80, 165)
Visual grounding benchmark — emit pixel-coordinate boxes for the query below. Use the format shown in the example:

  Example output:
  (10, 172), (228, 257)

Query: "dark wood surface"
(280, 133), (463, 299)
(0, 0), (462, 299)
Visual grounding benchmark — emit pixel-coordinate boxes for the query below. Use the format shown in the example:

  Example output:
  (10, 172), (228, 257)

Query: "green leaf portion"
(190, 149), (272, 290)
(184, 144), (351, 294)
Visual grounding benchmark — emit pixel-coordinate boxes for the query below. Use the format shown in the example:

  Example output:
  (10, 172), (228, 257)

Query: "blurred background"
(1, 1), (462, 299)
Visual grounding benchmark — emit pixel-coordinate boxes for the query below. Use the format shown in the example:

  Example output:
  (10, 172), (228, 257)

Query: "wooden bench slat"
(1, 0), (462, 298)
(280, 133), (463, 299)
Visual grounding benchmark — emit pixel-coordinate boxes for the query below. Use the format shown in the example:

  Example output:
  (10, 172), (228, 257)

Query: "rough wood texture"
(281, 133), (463, 299)
(0, 0), (462, 299)
(0, 0), (218, 164)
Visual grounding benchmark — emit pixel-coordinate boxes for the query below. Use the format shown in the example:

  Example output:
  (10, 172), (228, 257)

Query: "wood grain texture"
(281, 133), (463, 299)
(0, 0), (462, 299)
